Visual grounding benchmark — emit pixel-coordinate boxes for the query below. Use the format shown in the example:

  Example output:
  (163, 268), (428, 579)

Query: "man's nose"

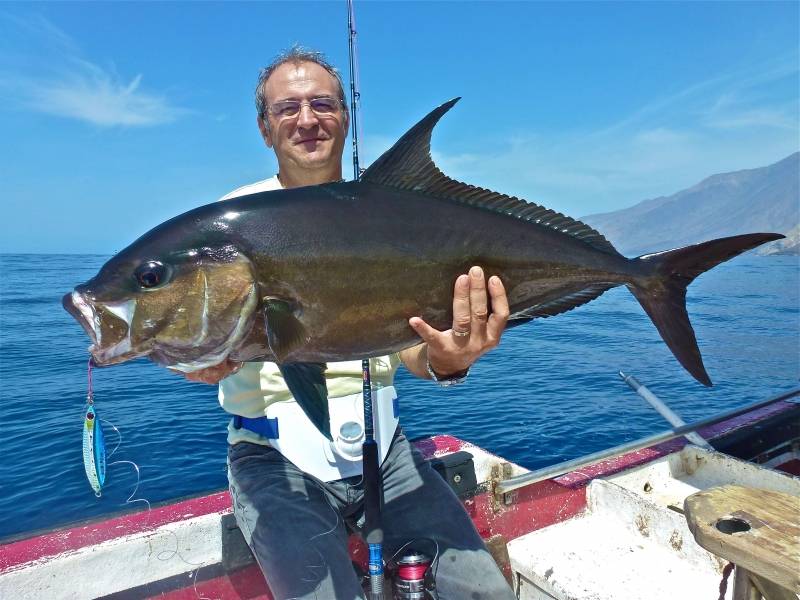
(296, 103), (319, 128)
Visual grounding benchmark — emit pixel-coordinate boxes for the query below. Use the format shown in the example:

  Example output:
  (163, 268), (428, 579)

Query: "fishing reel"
(386, 546), (438, 600)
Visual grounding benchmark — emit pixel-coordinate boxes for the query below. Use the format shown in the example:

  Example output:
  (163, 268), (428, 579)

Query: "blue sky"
(1, 1), (797, 254)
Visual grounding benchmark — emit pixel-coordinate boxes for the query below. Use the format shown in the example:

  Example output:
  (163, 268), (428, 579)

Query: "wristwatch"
(426, 359), (470, 387)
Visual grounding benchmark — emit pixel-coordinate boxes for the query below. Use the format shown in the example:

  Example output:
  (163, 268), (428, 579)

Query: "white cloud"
(0, 12), (189, 127)
(706, 106), (797, 131)
(405, 55), (799, 216)
(633, 128), (692, 146)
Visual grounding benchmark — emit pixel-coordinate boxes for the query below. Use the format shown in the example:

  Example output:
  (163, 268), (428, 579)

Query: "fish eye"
(134, 261), (170, 289)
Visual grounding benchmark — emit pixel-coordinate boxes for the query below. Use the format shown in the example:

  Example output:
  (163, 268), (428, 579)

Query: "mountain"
(760, 223), (800, 255)
(582, 152), (799, 256)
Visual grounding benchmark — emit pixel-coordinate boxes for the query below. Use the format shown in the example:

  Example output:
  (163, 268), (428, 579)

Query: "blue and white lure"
(80, 359), (148, 509)
(83, 359), (106, 496)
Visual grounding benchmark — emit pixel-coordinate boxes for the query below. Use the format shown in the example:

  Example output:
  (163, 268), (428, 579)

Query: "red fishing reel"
(388, 547), (437, 600)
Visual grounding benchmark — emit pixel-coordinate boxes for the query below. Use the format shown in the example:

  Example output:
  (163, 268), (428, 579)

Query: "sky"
(1, 1), (797, 254)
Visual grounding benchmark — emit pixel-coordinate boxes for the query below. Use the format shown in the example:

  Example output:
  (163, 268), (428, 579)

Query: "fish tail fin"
(629, 233), (784, 386)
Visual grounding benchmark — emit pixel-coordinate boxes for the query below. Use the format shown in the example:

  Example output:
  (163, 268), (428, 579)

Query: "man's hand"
(403, 266), (509, 378)
(174, 358), (243, 385)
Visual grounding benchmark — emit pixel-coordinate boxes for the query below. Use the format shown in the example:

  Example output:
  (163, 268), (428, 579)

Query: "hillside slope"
(582, 153), (799, 255)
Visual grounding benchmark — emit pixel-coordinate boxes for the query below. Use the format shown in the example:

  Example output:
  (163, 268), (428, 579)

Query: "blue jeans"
(228, 428), (516, 600)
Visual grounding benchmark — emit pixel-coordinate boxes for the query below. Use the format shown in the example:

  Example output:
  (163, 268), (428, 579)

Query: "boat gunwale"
(2, 398), (797, 575)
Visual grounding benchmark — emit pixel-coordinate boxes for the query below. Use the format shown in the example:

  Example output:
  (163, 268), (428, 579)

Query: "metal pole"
(347, 0), (362, 181)
(619, 371), (713, 449)
(495, 387), (799, 496)
(347, 2), (383, 598)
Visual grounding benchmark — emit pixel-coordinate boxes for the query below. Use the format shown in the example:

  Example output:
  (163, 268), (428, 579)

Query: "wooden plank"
(750, 571), (799, 600)
(731, 567), (760, 600)
(684, 485), (799, 593)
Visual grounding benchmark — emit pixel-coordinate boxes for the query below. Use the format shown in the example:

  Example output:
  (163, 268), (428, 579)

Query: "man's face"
(259, 61), (348, 175)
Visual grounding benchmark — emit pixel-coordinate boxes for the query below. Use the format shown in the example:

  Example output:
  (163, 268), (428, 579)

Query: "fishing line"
(83, 359), (215, 599)
(154, 527), (213, 600)
(82, 358), (150, 511)
(98, 416), (150, 509)
(235, 452), (341, 586)
(388, 537), (440, 579)
(300, 488), (342, 585)
(101, 418), (122, 459)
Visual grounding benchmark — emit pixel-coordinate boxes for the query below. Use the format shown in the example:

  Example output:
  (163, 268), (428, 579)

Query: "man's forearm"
(399, 343), (432, 380)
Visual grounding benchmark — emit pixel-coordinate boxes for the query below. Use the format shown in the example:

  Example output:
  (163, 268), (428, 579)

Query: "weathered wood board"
(684, 485), (800, 593)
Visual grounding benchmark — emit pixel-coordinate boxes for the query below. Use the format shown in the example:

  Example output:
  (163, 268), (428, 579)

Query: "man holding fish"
(186, 47), (516, 600)
(63, 39), (782, 600)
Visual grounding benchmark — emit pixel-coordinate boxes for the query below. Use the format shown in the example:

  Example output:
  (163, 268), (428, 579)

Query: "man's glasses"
(266, 97), (343, 119)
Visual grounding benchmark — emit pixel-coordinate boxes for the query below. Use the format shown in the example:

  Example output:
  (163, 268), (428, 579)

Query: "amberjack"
(63, 98), (784, 438)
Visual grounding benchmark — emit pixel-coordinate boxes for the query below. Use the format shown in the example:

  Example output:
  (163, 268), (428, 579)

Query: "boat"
(1, 387), (797, 599)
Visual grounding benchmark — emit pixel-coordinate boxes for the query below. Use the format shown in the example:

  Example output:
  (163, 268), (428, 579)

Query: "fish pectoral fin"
(263, 298), (308, 362)
(278, 362), (332, 440)
(264, 302), (331, 439)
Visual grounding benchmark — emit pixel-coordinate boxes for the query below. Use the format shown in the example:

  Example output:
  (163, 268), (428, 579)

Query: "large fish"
(63, 99), (783, 438)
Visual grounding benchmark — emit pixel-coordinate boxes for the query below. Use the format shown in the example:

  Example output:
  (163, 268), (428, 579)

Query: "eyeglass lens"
(270, 98), (340, 118)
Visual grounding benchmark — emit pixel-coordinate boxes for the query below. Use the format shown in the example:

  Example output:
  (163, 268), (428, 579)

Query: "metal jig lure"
(82, 358), (106, 496)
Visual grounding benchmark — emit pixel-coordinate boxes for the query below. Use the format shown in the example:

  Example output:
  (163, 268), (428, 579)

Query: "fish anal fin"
(511, 284), (618, 320)
(263, 298), (308, 362)
(361, 98), (621, 257)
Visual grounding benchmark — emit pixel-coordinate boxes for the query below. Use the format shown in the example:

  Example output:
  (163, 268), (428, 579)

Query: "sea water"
(0, 253), (797, 539)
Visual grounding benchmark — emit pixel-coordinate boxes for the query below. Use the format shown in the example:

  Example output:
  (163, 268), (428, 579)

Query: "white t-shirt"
(216, 176), (401, 446)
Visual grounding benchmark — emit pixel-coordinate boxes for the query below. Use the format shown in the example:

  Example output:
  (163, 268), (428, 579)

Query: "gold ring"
(452, 329), (470, 338)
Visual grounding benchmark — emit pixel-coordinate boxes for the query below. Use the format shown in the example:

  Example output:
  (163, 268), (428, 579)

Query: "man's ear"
(342, 109), (350, 135)
(257, 116), (273, 148)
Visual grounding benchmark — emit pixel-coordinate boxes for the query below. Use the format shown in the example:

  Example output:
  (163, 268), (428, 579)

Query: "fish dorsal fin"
(361, 97), (460, 190)
(361, 98), (622, 257)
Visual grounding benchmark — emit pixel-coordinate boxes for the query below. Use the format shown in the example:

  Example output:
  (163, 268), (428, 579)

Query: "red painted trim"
(0, 491), (232, 572)
(413, 434), (470, 459)
(0, 436), (462, 573)
(557, 399), (795, 486)
(3, 400), (794, 578)
(703, 399), (792, 438)
(468, 480), (588, 541)
(777, 459), (800, 476)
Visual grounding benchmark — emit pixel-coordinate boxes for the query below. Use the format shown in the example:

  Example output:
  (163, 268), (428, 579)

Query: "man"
(188, 47), (516, 600)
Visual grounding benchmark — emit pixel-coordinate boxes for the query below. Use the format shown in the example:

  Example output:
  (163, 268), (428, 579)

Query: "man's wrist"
(426, 359), (470, 387)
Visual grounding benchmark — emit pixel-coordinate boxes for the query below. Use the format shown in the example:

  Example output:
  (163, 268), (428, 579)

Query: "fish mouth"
(63, 291), (99, 345)
(62, 291), (146, 366)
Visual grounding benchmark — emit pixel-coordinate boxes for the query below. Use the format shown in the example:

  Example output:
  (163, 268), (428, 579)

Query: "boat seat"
(684, 485), (800, 600)
(507, 446), (800, 600)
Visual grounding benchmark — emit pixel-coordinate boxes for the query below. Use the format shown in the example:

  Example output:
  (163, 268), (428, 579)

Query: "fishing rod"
(619, 371), (713, 450)
(348, 0), (363, 181)
(495, 386), (799, 496)
(347, 2), (384, 599)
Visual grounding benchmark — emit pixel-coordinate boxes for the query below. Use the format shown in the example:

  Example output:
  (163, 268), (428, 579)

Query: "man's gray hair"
(255, 45), (348, 119)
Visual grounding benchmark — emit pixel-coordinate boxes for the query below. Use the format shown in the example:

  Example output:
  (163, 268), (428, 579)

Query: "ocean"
(0, 253), (797, 540)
